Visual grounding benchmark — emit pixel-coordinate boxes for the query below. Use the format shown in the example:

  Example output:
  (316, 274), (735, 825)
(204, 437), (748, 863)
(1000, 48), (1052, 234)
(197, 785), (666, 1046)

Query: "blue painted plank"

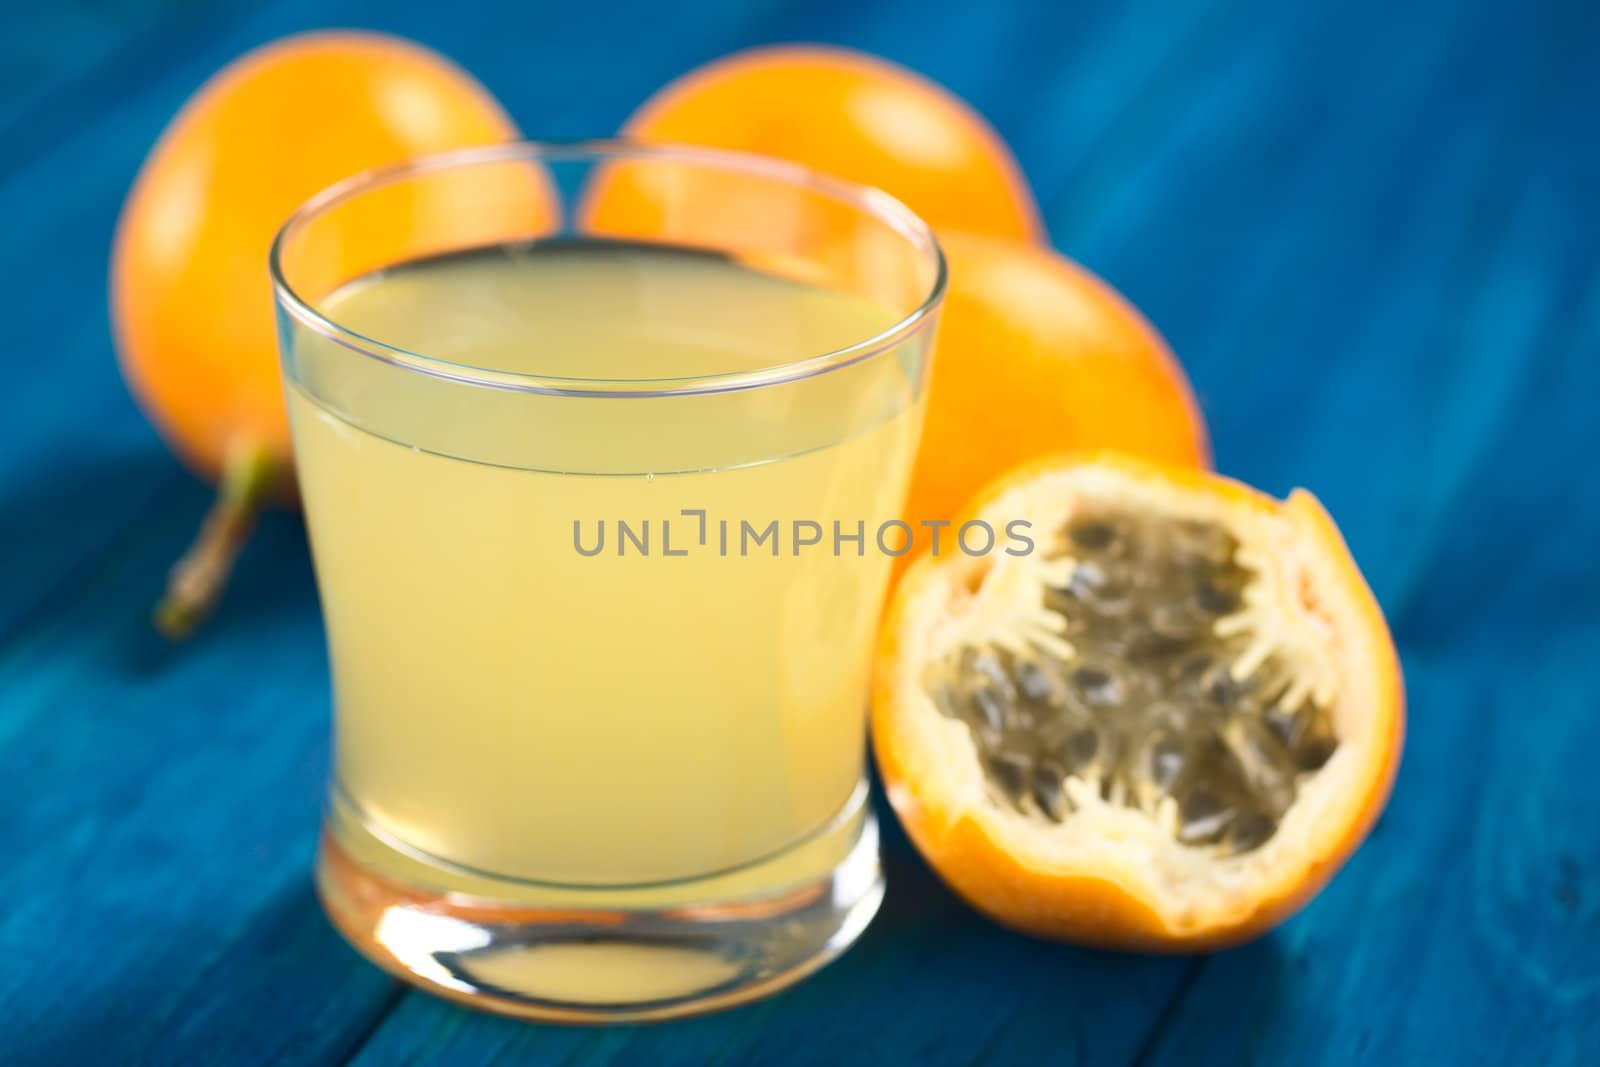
(0, 1), (219, 149)
(1, 0), (1598, 1063)
(0, 499), (396, 1067)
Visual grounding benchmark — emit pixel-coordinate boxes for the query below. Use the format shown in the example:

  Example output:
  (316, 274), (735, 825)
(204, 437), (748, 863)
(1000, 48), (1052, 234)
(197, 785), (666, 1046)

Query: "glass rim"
(268, 138), (947, 399)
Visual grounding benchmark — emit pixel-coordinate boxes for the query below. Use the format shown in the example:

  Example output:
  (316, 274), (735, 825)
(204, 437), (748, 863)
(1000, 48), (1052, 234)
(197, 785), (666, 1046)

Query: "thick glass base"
(315, 784), (884, 1023)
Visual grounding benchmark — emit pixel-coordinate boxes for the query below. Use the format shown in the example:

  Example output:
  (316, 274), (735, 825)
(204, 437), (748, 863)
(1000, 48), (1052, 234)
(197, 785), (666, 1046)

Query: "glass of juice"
(270, 142), (945, 1021)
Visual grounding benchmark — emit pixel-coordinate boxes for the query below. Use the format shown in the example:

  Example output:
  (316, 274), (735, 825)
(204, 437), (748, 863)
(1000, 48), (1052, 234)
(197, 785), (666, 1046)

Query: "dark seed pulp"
(928, 506), (1339, 857)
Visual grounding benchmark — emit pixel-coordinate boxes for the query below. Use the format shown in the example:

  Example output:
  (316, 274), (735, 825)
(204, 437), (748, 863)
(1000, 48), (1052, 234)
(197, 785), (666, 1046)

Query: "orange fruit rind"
(894, 233), (1209, 580)
(873, 452), (1403, 950)
(603, 44), (1044, 244)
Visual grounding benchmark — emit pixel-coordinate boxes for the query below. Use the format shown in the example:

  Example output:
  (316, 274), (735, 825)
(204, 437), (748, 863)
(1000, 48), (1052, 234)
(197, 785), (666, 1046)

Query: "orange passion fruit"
(873, 453), (1402, 950)
(895, 232), (1209, 576)
(589, 44), (1043, 243)
(112, 31), (548, 636)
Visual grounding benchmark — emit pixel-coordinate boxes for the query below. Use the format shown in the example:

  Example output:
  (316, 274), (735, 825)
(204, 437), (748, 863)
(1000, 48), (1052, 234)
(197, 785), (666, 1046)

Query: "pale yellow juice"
(286, 240), (925, 889)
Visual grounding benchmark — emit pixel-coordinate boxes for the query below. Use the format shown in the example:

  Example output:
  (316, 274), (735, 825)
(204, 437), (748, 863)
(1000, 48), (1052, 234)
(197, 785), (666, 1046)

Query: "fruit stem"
(154, 442), (283, 640)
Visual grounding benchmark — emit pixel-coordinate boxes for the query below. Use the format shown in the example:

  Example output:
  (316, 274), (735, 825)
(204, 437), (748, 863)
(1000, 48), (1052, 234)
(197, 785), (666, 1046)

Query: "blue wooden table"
(3, 0), (1597, 1063)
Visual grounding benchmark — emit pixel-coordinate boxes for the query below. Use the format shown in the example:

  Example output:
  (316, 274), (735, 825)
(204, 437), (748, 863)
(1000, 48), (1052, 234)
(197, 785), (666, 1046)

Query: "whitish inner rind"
(892, 464), (1380, 924)
(926, 506), (1338, 856)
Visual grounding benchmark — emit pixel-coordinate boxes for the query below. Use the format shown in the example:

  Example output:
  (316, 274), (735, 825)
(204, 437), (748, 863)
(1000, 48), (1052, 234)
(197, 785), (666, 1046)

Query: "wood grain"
(0, 0), (1595, 1063)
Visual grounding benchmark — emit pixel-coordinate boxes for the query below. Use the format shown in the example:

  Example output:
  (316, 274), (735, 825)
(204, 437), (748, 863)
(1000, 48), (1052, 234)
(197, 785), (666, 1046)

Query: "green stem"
(154, 443), (284, 640)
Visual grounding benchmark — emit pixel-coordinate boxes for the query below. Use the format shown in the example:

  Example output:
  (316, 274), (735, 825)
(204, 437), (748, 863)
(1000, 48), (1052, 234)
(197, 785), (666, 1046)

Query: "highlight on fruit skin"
(593, 43), (1044, 243)
(896, 231), (1210, 576)
(872, 453), (1403, 950)
(112, 30), (537, 638)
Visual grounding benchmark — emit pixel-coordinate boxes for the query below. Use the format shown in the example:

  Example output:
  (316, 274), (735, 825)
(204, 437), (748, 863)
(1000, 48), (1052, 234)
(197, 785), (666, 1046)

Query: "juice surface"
(287, 240), (925, 885)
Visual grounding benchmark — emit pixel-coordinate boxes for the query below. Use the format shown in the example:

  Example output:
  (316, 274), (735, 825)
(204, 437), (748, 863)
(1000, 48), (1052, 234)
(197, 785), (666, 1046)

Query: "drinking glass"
(270, 141), (945, 1022)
